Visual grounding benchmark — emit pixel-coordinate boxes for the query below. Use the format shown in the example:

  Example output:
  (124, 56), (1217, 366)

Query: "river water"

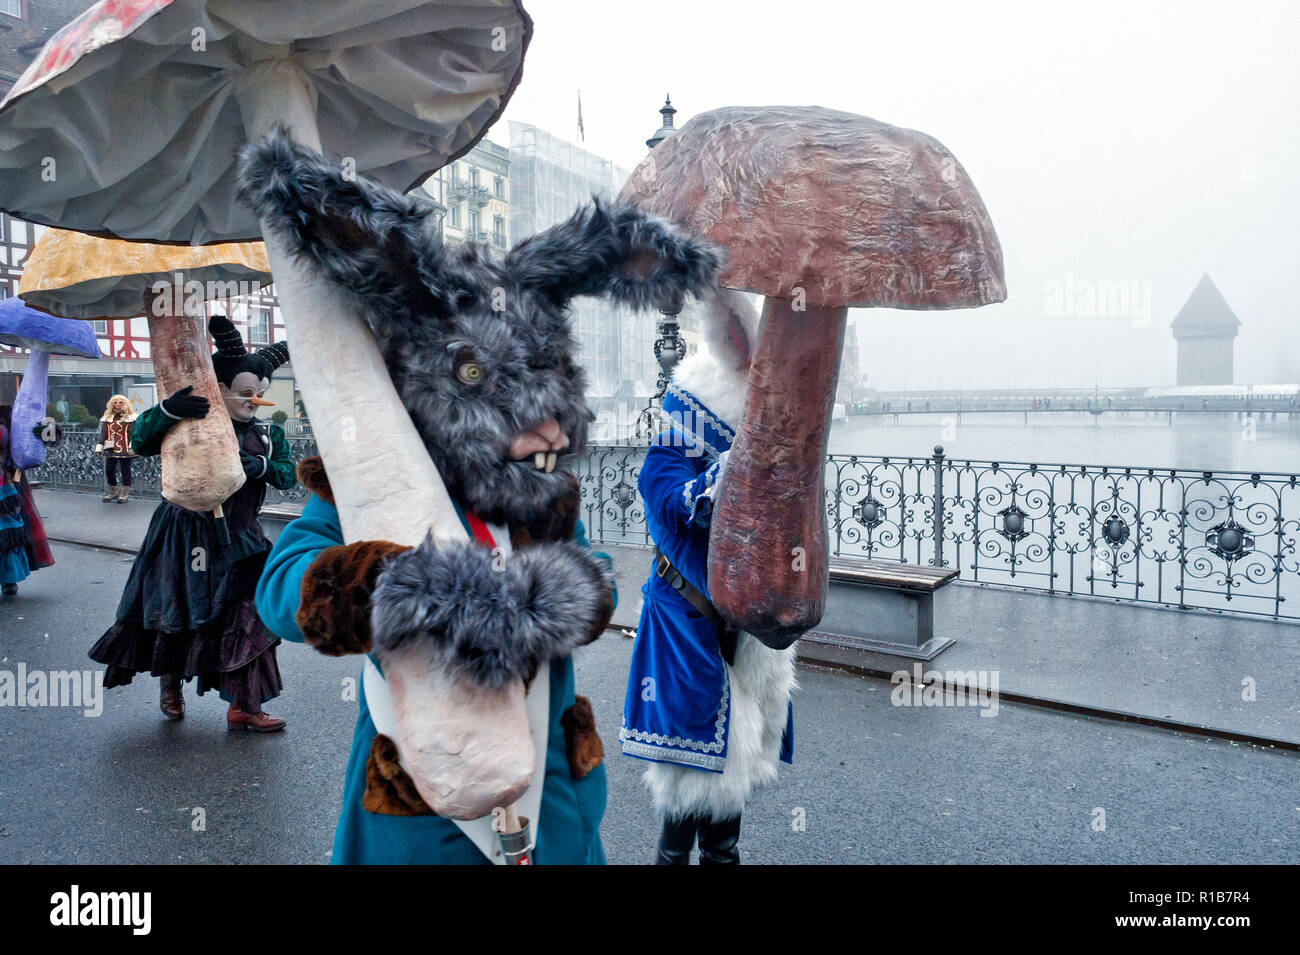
(829, 411), (1300, 475)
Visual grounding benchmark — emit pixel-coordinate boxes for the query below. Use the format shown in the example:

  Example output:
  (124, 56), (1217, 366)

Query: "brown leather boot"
(116, 485), (129, 503)
(159, 675), (184, 720)
(103, 486), (116, 502)
(227, 704), (286, 733)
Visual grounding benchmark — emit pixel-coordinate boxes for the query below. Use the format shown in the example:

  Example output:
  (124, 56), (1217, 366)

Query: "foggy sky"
(497, 0), (1300, 390)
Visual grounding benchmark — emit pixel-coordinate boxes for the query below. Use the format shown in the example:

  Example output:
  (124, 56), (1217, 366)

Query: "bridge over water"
(852, 385), (1300, 419)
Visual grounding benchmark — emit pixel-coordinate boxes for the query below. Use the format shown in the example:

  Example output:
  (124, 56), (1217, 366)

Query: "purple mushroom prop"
(0, 297), (101, 469)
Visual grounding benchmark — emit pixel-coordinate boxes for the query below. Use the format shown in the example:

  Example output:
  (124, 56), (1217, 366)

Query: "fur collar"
(295, 456), (580, 546)
(670, 349), (749, 433)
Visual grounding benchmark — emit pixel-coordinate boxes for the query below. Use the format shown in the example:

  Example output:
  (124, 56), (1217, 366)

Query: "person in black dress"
(89, 316), (295, 731)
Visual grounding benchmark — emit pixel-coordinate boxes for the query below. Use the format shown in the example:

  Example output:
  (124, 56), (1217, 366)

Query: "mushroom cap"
(617, 105), (1006, 310)
(0, 0), (532, 244)
(18, 228), (271, 319)
(0, 297), (102, 357)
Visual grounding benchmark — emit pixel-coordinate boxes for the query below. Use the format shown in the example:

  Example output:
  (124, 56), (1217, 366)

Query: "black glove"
(239, 450), (266, 479)
(31, 419), (63, 445)
(161, 385), (209, 420)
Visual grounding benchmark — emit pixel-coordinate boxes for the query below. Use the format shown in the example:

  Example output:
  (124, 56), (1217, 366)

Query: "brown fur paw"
(296, 539), (409, 655)
(363, 733), (431, 816)
(296, 456), (333, 505)
(562, 695), (604, 779)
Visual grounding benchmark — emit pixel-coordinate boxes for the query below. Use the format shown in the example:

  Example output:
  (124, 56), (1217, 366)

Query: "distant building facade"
(838, 317), (865, 404)
(420, 137), (510, 251)
(0, 0), (86, 99)
(508, 121), (657, 397)
(1171, 274), (1241, 387)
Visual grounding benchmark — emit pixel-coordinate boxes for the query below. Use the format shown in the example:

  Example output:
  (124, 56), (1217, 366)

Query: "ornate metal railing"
(29, 434), (1300, 620)
(577, 443), (1300, 621)
(26, 429), (319, 508)
(577, 444), (654, 549)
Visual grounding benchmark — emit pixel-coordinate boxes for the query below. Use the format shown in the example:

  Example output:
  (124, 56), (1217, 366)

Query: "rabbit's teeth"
(545, 452), (557, 474)
(534, 452), (547, 471)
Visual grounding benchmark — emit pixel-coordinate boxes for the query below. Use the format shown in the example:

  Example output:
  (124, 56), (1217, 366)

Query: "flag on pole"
(577, 90), (585, 142)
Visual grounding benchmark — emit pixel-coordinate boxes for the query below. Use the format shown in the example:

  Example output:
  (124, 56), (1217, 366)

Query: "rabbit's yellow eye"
(457, 361), (483, 384)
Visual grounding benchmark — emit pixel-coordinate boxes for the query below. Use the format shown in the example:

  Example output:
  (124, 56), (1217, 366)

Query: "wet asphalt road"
(0, 542), (1295, 864)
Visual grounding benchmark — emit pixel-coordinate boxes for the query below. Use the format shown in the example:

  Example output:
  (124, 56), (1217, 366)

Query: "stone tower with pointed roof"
(645, 95), (678, 150)
(1171, 274), (1240, 386)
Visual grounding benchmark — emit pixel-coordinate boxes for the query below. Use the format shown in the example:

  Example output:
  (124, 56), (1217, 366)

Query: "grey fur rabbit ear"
(236, 127), (451, 320)
(504, 198), (724, 314)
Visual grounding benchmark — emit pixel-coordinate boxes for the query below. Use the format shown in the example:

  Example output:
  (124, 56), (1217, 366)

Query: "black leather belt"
(654, 549), (738, 666)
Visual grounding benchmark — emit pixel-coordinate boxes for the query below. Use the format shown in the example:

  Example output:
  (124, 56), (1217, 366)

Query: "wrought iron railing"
(29, 433), (1300, 620)
(577, 444), (654, 549)
(26, 429), (319, 508)
(576, 443), (1300, 621)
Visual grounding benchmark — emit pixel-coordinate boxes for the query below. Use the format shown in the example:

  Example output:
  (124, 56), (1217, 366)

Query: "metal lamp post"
(637, 95), (687, 440)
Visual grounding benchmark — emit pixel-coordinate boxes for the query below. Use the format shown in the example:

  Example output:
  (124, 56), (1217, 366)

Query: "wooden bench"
(798, 556), (959, 663)
(258, 502), (305, 523)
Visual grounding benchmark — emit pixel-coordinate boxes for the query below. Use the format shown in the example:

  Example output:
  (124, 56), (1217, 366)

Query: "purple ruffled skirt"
(89, 500), (282, 710)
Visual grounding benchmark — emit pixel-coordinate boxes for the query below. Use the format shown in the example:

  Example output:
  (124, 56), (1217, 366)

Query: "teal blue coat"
(255, 494), (608, 865)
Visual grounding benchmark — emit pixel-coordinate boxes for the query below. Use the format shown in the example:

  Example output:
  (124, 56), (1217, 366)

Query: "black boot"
(697, 814), (742, 865)
(654, 814), (698, 865)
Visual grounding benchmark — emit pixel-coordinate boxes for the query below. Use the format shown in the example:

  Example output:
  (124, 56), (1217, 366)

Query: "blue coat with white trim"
(620, 384), (793, 773)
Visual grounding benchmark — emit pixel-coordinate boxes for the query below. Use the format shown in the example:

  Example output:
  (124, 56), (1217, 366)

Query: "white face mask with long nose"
(220, 371), (273, 422)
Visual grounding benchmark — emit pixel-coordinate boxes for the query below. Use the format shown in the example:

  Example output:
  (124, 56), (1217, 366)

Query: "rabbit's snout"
(509, 419), (570, 472)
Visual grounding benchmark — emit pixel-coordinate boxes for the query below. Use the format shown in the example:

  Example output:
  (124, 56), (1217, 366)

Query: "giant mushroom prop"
(21, 228), (273, 526)
(0, 297), (101, 470)
(619, 105), (1006, 647)
(0, 0), (540, 852)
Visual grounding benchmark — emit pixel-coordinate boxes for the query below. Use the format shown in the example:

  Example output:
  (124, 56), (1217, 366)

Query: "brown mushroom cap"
(617, 105), (1006, 310)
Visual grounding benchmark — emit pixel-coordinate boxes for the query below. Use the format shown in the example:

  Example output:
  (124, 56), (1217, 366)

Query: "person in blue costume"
(239, 129), (722, 864)
(0, 405), (57, 598)
(622, 290), (796, 865)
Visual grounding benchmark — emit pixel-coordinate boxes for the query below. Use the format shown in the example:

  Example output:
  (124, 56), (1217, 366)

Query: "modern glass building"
(507, 122), (658, 401)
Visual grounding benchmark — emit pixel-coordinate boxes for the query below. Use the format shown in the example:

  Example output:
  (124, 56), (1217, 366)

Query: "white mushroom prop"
(0, 0), (538, 847)
(20, 229), (273, 527)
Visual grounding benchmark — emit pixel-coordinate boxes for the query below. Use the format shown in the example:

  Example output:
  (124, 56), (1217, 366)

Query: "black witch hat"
(209, 313), (289, 387)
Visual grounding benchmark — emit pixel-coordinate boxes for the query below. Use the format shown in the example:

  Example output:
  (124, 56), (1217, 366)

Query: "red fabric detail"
(16, 480), (53, 569)
(464, 511), (496, 549)
(4, 0), (174, 106)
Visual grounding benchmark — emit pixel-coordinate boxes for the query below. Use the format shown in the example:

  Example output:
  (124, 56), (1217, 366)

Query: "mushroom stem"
(384, 640), (534, 821)
(144, 289), (245, 513)
(238, 61), (466, 548)
(11, 348), (50, 469)
(239, 65), (532, 823)
(707, 298), (847, 648)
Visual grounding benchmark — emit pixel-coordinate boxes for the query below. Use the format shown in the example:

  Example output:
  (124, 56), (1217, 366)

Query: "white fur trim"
(671, 353), (748, 435)
(643, 635), (797, 820)
(670, 289), (759, 433)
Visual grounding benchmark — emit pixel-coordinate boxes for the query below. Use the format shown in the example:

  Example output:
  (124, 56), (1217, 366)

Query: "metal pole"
(932, 444), (945, 568)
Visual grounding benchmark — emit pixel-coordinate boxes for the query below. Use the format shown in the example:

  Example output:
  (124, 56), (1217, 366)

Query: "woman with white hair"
(95, 394), (137, 502)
